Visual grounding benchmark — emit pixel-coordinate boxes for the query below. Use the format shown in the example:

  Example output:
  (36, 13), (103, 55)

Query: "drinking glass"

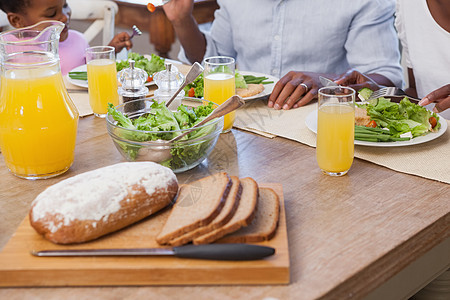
(203, 56), (235, 133)
(86, 46), (119, 118)
(316, 86), (355, 176)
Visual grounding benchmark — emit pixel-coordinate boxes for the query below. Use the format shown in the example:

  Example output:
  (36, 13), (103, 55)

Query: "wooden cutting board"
(0, 183), (289, 286)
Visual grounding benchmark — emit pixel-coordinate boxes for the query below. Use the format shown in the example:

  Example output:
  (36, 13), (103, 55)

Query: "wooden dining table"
(0, 110), (449, 299)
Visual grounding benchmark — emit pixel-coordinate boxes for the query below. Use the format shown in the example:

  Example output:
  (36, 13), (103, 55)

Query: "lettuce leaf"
(235, 71), (248, 89)
(108, 101), (217, 169)
(116, 52), (165, 77)
(365, 96), (439, 138)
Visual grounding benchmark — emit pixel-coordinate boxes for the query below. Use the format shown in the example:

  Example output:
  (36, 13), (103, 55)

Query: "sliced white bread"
(167, 176), (242, 246)
(192, 177), (258, 245)
(156, 172), (231, 245)
(217, 187), (280, 243)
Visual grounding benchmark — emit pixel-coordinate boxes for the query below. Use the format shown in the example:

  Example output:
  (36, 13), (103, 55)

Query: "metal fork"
(129, 25), (142, 40)
(368, 87), (421, 102)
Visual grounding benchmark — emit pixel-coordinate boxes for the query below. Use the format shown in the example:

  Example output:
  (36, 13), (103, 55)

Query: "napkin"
(234, 100), (450, 184)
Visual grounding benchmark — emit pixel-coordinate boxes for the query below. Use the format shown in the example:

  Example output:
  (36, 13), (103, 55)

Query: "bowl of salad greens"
(106, 98), (224, 173)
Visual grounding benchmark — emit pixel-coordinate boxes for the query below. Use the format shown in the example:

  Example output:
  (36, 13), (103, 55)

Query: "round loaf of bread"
(29, 162), (178, 244)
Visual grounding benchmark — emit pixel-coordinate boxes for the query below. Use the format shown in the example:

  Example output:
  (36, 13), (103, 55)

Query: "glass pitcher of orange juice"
(0, 21), (79, 179)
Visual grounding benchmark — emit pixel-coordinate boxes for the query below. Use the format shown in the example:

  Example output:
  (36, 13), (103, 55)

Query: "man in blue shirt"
(164, 0), (403, 110)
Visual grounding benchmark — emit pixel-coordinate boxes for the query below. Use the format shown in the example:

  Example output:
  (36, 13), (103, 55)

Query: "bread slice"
(167, 176), (242, 246)
(236, 83), (265, 98)
(156, 172), (231, 245)
(355, 106), (371, 126)
(192, 177), (258, 245)
(217, 187), (280, 243)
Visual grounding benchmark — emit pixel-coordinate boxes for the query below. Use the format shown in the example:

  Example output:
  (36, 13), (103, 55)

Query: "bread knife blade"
(31, 243), (275, 261)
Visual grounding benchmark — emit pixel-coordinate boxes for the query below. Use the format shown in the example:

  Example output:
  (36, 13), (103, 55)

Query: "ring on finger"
(300, 83), (309, 92)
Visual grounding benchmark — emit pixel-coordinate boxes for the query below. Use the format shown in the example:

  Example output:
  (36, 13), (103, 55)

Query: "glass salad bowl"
(106, 98), (224, 173)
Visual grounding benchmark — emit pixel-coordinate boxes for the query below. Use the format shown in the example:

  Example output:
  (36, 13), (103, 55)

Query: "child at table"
(0, 0), (132, 75)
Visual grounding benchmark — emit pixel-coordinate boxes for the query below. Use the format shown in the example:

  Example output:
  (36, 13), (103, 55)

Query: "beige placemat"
(234, 100), (450, 184)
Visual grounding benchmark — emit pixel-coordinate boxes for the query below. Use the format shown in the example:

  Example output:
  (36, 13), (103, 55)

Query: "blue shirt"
(179, 0), (404, 87)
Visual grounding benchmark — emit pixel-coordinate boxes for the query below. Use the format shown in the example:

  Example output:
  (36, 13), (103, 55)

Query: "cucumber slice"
(358, 88), (374, 101)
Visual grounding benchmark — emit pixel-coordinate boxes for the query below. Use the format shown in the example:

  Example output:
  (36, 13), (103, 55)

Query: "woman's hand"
(268, 71), (321, 110)
(419, 84), (450, 114)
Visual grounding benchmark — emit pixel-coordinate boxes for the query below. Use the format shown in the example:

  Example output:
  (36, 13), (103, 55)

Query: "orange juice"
(87, 59), (119, 117)
(0, 66), (79, 178)
(204, 73), (235, 132)
(316, 104), (354, 174)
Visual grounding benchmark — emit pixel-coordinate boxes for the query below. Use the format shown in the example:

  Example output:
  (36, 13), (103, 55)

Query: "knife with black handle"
(31, 243), (275, 261)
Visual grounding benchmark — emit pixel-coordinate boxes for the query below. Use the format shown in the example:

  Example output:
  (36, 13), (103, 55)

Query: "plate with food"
(66, 52), (175, 88)
(305, 94), (447, 147)
(183, 70), (278, 101)
(237, 71), (278, 100)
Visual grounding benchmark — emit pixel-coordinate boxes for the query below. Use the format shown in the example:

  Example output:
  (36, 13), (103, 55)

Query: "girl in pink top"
(0, 0), (132, 75)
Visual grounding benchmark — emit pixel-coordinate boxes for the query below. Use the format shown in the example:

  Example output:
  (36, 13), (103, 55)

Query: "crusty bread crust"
(167, 176), (242, 246)
(217, 187), (280, 243)
(29, 162), (178, 244)
(156, 172), (232, 245)
(192, 177), (258, 245)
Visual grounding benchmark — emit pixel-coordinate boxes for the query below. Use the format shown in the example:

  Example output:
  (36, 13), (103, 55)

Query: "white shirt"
(395, 0), (450, 119)
(179, 0), (404, 87)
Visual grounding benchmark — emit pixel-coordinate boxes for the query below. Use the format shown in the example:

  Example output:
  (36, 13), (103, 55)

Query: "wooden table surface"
(113, 0), (219, 58)
(0, 115), (449, 299)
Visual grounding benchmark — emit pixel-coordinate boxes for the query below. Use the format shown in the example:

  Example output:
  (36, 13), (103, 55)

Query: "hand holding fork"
(115, 25), (142, 60)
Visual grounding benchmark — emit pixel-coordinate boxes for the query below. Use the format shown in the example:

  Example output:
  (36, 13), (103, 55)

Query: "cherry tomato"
(188, 87), (195, 97)
(147, 75), (153, 82)
(367, 120), (377, 128)
(147, 3), (156, 12)
(429, 116), (437, 128)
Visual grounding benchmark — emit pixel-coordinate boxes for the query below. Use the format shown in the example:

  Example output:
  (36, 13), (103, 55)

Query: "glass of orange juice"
(316, 86), (355, 176)
(203, 56), (235, 133)
(86, 46), (119, 118)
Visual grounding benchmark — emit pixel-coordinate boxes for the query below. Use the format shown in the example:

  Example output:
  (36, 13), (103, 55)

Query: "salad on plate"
(68, 52), (166, 85)
(183, 71), (274, 98)
(354, 88), (441, 142)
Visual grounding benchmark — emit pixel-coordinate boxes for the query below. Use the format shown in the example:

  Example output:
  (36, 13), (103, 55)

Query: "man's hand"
(268, 71), (321, 110)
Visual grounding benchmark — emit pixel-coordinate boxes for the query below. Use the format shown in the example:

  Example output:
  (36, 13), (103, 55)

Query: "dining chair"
(67, 0), (118, 46)
(0, 10), (12, 31)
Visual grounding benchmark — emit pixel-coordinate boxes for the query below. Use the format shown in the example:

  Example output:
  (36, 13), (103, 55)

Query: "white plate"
(239, 71), (278, 100)
(66, 58), (182, 89)
(66, 64), (88, 88)
(305, 109), (448, 147)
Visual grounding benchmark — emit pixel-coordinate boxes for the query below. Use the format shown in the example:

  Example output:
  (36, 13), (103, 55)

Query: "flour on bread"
(31, 162), (177, 233)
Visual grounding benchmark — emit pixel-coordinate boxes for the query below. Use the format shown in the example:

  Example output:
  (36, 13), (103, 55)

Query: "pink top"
(59, 30), (89, 75)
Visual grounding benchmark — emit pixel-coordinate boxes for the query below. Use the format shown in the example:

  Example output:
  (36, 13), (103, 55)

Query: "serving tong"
(141, 95), (245, 163)
(165, 62), (204, 107)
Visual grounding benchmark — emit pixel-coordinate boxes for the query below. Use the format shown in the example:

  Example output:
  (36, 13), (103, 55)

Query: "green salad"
(107, 101), (218, 170)
(355, 88), (440, 142)
(68, 52), (165, 82)
(116, 52), (165, 81)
